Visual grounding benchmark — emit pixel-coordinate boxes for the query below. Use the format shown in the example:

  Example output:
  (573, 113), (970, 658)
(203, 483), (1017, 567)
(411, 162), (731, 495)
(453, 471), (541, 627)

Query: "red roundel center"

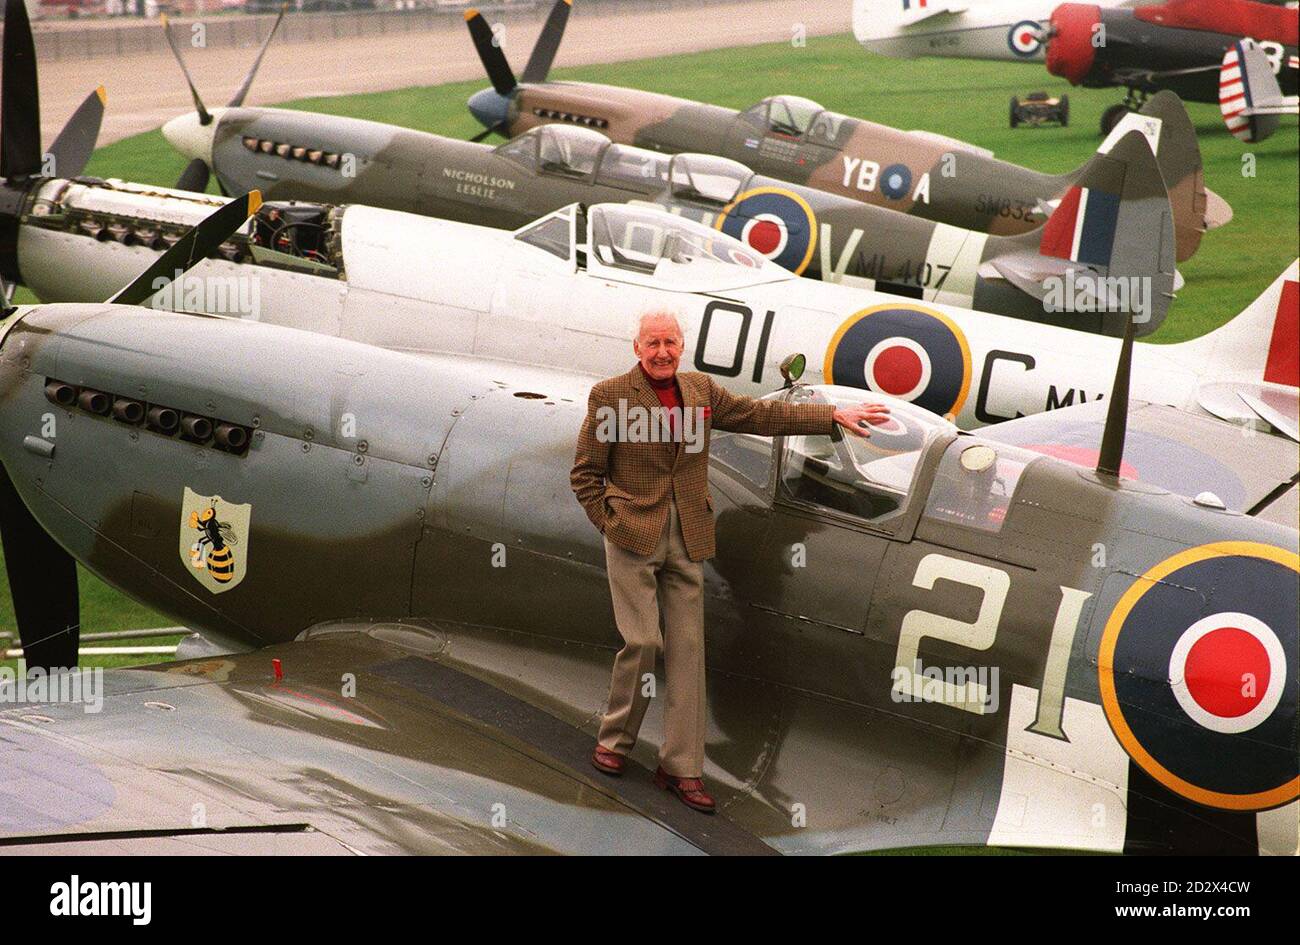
(1184, 627), (1270, 718)
(872, 345), (924, 395)
(1019, 30), (1034, 46)
(746, 219), (783, 255)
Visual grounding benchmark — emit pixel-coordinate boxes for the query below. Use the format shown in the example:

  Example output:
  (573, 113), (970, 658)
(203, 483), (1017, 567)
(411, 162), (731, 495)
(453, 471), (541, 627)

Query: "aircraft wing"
(0, 627), (774, 855)
(978, 398), (1299, 522)
(2, 612), (1147, 855)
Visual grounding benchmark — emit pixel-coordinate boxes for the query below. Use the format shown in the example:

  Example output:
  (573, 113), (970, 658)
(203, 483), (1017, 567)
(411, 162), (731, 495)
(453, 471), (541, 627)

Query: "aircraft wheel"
(1100, 103), (1131, 136)
(1060, 95), (1070, 127)
(1010, 97), (1020, 128)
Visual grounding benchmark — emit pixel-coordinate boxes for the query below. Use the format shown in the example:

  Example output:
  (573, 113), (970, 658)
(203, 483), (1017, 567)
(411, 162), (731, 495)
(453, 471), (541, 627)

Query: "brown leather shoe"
(591, 745), (625, 776)
(654, 766), (716, 813)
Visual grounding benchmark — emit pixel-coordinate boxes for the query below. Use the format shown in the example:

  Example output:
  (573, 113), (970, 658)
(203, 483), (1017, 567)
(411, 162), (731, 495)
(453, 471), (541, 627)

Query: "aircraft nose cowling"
(468, 87), (510, 131)
(161, 109), (222, 166)
(1045, 3), (1101, 85)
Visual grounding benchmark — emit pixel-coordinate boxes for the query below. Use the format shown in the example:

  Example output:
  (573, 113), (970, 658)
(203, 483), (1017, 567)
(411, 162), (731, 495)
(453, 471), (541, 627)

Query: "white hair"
(635, 311), (684, 342)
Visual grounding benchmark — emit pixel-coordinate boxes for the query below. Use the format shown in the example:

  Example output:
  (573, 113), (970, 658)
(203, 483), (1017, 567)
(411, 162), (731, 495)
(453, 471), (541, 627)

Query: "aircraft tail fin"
(1073, 91), (1227, 262)
(1221, 39), (1288, 143)
(1175, 261), (1300, 391)
(1004, 129), (1177, 335)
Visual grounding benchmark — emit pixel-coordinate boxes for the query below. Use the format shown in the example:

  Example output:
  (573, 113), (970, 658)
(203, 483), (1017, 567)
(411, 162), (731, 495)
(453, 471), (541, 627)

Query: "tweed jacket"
(571, 366), (836, 561)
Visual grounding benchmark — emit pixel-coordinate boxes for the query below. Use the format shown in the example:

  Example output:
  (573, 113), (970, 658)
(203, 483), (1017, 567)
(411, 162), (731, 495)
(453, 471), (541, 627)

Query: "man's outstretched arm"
(707, 377), (889, 438)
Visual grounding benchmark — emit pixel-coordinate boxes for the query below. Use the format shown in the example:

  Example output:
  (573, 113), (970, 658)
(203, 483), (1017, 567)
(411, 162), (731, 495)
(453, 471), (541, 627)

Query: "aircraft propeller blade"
(175, 156), (212, 193)
(109, 190), (261, 306)
(521, 0), (571, 84)
(1, 0), (43, 179)
(469, 124), (503, 143)
(465, 8), (518, 96)
(227, 3), (288, 108)
(45, 86), (107, 180)
(161, 13), (214, 126)
(0, 463), (79, 672)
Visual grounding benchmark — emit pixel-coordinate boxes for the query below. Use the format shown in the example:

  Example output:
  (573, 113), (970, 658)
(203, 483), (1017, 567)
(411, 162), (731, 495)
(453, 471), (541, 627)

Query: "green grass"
(7, 32), (1296, 665)
(0, 546), (176, 672)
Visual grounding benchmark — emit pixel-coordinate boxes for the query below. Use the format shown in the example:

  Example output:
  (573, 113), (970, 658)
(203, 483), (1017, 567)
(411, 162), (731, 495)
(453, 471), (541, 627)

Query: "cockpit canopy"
(741, 95), (849, 145)
(511, 202), (788, 291)
(496, 124), (613, 179)
(714, 385), (1045, 534)
(777, 385), (956, 524)
(713, 386), (958, 528)
(667, 153), (754, 204)
(586, 203), (784, 291)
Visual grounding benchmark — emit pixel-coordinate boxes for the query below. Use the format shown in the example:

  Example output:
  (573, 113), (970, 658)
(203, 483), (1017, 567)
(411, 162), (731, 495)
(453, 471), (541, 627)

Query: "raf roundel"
(1007, 20), (1043, 58)
(880, 163), (913, 201)
(823, 304), (972, 419)
(715, 187), (818, 275)
(1098, 542), (1299, 811)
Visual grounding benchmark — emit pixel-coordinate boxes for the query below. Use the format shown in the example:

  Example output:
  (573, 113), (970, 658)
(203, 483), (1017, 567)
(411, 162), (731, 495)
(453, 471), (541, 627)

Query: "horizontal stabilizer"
(1221, 40), (1294, 142)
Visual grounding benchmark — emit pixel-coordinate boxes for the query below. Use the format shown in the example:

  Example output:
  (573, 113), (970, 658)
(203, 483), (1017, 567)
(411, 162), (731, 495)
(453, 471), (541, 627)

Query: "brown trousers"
(597, 501), (706, 777)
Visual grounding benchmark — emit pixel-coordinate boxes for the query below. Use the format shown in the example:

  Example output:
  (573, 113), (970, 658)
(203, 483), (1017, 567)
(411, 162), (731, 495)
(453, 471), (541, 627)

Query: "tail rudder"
(1175, 261), (1300, 388)
(1090, 91), (1228, 262)
(1027, 129), (1177, 335)
(1221, 39), (1285, 143)
(1137, 90), (1234, 258)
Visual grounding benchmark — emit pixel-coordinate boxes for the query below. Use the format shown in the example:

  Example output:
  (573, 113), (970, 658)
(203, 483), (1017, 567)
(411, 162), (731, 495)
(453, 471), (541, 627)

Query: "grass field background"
(3, 31), (1297, 663)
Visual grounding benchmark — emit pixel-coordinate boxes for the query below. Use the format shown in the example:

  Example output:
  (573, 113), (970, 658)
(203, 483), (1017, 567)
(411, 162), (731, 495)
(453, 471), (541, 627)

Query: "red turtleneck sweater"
(640, 363), (683, 438)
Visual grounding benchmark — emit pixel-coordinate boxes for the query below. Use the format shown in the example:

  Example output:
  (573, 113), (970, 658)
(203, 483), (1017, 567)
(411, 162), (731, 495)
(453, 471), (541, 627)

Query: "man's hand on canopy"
(832, 402), (891, 438)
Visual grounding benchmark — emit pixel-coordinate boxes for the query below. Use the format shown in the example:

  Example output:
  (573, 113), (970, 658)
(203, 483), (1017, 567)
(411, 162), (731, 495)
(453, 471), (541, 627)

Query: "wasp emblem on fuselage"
(180, 488), (252, 594)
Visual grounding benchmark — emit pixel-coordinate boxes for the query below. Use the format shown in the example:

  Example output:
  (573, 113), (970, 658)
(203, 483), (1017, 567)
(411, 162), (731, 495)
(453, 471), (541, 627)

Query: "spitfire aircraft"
(105, 116), (1184, 333)
(1043, 0), (1300, 134)
(150, 0), (1225, 269)
(457, 2), (1224, 264)
(0, 184), (1295, 853)
(11, 169), (1297, 454)
(0, 0), (1294, 860)
(157, 97), (1181, 327)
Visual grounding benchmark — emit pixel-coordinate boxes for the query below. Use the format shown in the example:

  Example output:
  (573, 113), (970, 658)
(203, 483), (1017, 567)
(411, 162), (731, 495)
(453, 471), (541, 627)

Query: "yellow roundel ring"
(1098, 540), (1300, 811)
(822, 303), (973, 421)
(714, 186), (818, 276)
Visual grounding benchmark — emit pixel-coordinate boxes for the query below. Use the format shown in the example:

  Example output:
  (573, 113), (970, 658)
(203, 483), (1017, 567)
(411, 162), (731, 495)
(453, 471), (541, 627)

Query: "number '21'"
(892, 554), (1092, 741)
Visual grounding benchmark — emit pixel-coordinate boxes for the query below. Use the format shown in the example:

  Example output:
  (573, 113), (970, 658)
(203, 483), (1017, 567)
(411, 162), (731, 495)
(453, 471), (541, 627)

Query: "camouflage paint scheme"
(458, 1), (1220, 262)
(174, 105), (1175, 333)
(509, 85), (1215, 261)
(0, 302), (1294, 854)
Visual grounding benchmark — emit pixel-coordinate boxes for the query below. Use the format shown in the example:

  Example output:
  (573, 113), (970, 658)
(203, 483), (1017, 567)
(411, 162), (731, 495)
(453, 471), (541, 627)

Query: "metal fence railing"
(23, 0), (771, 62)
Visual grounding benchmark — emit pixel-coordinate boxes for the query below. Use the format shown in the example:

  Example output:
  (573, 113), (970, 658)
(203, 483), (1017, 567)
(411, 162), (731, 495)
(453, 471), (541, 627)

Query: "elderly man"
(570, 311), (889, 813)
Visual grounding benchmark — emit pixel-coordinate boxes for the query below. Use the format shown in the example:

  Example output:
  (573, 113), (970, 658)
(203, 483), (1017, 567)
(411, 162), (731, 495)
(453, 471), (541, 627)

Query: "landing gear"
(1099, 88), (1148, 136)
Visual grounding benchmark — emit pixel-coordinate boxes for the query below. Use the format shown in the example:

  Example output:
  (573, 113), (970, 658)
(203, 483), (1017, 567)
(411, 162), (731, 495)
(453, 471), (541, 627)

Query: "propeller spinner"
(159, 3), (288, 194)
(464, 0), (572, 140)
